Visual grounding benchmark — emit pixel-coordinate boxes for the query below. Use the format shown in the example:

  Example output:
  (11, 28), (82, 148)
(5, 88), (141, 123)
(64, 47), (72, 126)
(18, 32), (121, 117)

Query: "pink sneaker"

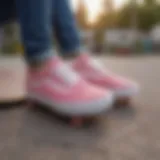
(72, 54), (139, 100)
(27, 56), (113, 116)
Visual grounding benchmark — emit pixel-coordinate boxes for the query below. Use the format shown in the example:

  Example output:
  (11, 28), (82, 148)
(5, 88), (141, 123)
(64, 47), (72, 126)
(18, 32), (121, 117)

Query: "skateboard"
(28, 100), (104, 128)
(0, 57), (26, 108)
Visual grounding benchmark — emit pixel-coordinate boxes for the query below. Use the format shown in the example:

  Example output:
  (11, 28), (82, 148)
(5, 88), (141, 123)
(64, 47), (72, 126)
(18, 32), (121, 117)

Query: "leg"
(52, 1), (138, 108)
(53, 0), (82, 57)
(0, 0), (16, 26)
(15, 0), (54, 64)
(52, 1), (138, 105)
(15, 0), (113, 123)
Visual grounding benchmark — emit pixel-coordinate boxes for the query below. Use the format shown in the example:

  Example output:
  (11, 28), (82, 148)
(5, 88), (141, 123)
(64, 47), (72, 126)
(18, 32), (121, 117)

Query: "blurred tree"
(116, 0), (160, 31)
(76, 0), (88, 29)
(92, 0), (117, 50)
(94, 0), (116, 29)
(116, 0), (135, 28)
(138, 0), (160, 31)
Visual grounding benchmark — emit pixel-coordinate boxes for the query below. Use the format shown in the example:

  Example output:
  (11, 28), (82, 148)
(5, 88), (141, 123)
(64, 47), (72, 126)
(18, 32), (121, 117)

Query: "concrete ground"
(0, 55), (160, 160)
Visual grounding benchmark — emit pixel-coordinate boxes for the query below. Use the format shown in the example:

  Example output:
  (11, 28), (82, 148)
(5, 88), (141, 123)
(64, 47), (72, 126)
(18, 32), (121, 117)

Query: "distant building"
(80, 30), (94, 50)
(104, 28), (138, 47)
(150, 25), (160, 42)
(150, 25), (160, 51)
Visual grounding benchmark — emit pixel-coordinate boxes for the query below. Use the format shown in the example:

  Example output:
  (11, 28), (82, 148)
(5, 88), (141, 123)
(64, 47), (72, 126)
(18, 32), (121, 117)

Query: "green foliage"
(91, 0), (160, 31)
(76, 0), (88, 29)
(137, 0), (160, 31)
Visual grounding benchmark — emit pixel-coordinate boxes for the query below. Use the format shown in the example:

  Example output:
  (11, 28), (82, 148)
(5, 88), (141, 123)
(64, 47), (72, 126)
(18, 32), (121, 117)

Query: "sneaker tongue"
(47, 56), (63, 69)
(78, 54), (102, 68)
(76, 54), (106, 73)
(81, 54), (102, 69)
(89, 59), (103, 69)
(79, 54), (90, 63)
(87, 57), (111, 75)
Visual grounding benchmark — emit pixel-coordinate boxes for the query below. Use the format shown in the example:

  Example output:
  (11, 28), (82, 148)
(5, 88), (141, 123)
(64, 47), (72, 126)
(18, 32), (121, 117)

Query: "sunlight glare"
(71, 0), (124, 23)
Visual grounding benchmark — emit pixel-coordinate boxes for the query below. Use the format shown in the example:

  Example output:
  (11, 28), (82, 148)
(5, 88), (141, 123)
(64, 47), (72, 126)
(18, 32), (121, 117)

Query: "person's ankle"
(62, 52), (80, 60)
(28, 59), (48, 71)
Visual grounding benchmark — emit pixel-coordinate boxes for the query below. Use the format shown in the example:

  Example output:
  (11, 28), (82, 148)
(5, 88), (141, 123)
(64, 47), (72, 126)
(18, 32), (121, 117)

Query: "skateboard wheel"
(27, 100), (36, 107)
(115, 97), (131, 107)
(69, 117), (84, 127)
(25, 101), (99, 128)
(69, 116), (97, 128)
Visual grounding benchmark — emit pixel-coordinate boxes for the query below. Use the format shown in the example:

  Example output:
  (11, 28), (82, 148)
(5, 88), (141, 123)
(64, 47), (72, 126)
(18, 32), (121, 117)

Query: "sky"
(71, 0), (125, 22)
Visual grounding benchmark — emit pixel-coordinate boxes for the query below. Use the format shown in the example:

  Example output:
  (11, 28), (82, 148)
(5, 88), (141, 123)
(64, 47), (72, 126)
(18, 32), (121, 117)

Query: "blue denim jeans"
(0, 0), (81, 63)
(53, 0), (81, 55)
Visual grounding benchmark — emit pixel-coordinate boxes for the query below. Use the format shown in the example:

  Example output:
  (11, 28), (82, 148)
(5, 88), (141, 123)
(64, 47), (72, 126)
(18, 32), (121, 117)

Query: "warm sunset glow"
(71, 0), (125, 23)
(114, 0), (126, 9)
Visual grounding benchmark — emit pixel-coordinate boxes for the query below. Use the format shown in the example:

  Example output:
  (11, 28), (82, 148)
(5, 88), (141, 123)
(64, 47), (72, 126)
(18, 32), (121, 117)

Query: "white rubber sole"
(27, 92), (114, 116)
(114, 83), (139, 98)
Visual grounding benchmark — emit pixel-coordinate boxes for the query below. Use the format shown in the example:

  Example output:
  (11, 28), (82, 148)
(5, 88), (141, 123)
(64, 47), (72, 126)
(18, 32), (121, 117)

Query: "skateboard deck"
(28, 101), (104, 128)
(0, 57), (26, 107)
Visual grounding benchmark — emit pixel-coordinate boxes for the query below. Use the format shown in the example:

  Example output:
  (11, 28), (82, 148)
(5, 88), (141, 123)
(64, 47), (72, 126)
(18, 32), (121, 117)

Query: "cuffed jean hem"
(25, 48), (57, 65)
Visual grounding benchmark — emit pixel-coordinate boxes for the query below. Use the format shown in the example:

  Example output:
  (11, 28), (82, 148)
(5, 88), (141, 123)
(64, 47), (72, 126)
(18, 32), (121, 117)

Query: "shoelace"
(88, 58), (109, 75)
(54, 64), (80, 86)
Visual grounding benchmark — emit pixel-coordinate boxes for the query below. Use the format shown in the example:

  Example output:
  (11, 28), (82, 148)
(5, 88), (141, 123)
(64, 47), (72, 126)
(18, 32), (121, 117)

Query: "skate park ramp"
(0, 55), (160, 160)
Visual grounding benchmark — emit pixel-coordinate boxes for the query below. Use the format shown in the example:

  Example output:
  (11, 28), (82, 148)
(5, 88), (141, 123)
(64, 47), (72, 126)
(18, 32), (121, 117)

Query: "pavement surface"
(0, 55), (160, 160)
